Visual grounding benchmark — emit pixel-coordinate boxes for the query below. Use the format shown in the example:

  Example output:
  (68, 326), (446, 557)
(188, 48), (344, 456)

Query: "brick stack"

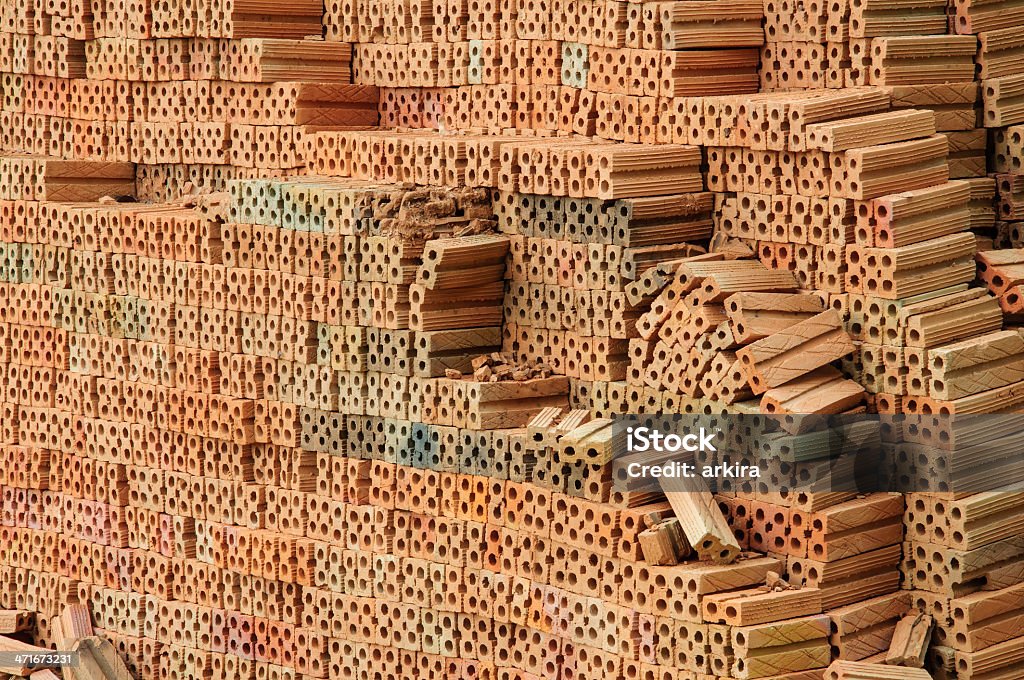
(2, 1), (1024, 680)
(0, 0), (378, 203)
(0, 173), (858, 680)
(759, 0), (1023, 251)
(992, 125), (1024, 249)
(499, 189), (714, 414)
(904, 489), (1024, 680)
(338, 0), (765, 137)
(962, 6), (1024, 250)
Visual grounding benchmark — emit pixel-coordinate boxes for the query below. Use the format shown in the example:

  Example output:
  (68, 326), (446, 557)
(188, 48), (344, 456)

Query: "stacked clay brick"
(0, 164), (869, 680)
(499, 190), (712, 414)
(758, 0), (1022, 243)
(0, 0), (379, 203)
(753, 8), (1024, 677)
(752, 8), (1024, 678)
(902, 486), (1024, 680)
(2, 1), (1024, 680)
(341, 0), (766, 137)
(993, 127), (1024, 247)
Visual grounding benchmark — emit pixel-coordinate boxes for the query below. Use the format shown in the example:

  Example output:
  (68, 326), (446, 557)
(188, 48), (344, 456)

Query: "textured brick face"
(4, 0), (1024, 678)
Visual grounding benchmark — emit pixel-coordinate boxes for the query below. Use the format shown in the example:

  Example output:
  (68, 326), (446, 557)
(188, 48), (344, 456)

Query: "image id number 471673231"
(0, 650), (79, 670)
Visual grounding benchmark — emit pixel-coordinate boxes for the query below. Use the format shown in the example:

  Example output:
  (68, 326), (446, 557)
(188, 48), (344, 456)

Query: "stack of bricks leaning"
(1, 0), (1024, 679)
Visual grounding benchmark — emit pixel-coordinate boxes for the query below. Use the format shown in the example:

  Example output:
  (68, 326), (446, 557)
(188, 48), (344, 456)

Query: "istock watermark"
(612, 413), (1024, 496)
(623, 425), (761, 481)
(624, 459), (762, 480)
(625, 426), (718, 453)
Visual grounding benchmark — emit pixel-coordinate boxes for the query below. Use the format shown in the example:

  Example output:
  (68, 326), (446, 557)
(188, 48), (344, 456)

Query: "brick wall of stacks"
(1, 1), (1024, 679)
